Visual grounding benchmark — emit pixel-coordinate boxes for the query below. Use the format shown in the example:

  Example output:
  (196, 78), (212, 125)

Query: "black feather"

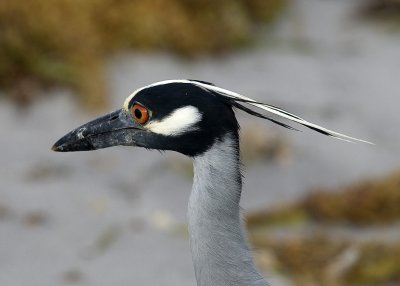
(228, 100), (298, 131)
(302, 125), (331, 136)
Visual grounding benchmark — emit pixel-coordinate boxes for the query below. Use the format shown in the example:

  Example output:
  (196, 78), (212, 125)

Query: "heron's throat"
(188, 133), (266, 286)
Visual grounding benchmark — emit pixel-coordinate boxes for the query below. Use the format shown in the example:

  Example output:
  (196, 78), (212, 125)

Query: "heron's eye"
(131, 103), (150, 124)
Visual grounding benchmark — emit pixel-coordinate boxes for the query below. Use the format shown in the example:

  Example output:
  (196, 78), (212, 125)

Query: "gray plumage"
(190, 133), (268, 286)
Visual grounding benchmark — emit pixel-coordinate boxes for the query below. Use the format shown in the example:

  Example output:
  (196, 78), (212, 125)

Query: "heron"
(52, 79), (371, 286)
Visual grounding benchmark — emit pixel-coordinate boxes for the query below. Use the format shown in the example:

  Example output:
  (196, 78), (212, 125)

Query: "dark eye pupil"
(134, 108), (142, 119)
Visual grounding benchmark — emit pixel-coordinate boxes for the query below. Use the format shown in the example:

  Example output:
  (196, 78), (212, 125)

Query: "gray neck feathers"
(189, 133), (268, 286)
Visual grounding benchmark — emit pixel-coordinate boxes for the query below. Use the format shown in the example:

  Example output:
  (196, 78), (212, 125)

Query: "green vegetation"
(247, 171), (400, 285)
(251, 235), (400, 286)
(303, 172), (400, 225)
(0, 0), (287, 109)
(248, 171), (400, 226)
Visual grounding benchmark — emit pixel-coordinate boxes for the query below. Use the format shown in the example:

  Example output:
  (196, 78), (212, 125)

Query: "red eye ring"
(131, 103), (150, 125)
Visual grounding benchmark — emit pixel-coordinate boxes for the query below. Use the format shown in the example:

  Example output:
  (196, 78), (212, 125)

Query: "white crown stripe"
(123, 80), (193, 111)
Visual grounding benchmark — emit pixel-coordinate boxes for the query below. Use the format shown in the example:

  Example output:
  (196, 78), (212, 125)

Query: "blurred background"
(0, 0), (399, 285)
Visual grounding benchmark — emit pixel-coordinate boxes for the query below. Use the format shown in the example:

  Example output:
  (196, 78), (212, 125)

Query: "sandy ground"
(1, 0), (400, 285)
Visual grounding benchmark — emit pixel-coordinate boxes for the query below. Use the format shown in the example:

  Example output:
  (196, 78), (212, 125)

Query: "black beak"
(52, 109), (144, 152)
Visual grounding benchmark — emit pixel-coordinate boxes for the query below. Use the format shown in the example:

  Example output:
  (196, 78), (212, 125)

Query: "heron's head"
(52, 80), (239, 157)
(53, 80), (372, 155)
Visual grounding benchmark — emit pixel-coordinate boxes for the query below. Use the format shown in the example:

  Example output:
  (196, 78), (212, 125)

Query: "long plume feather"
(188, 80), (373, 144)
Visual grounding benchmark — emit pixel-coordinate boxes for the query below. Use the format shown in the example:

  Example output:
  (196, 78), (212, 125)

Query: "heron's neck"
(189, 133), (267, 286)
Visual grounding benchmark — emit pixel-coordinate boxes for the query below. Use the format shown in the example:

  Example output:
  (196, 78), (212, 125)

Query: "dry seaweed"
(0, 0), (287, 109)
(248, 171), (400, 226)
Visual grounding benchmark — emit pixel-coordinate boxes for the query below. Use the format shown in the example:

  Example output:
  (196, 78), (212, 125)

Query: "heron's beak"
(52, 109), (144, 152)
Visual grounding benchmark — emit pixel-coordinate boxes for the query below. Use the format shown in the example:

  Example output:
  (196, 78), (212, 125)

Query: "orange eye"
(131, 103), (150, 124)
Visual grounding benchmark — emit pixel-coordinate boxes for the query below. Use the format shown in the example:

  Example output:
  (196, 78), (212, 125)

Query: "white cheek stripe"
(146, 106), (202, 136)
